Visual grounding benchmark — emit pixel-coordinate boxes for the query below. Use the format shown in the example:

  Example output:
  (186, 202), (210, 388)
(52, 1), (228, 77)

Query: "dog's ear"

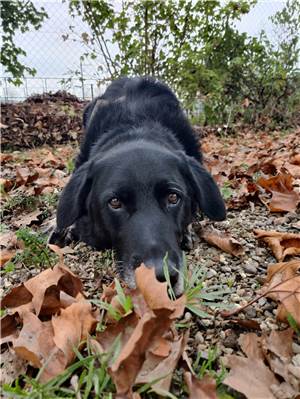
(56, 161), (93, 229)
(185, 156), (226, 221)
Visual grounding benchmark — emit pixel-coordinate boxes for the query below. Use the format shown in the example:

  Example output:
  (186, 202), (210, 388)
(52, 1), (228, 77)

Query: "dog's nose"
(145, 258), (179, 286)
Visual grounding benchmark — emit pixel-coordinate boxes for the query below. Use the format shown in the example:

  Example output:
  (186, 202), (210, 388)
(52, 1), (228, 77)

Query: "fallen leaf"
(13, 311), (67, 382)
(258, 259), (300, 324)
(52, 301), (97, 364)
(135, 264), (186, 318)
(96, 264), (187, 397)
(136, 333), (187, 394)
(254, 229), (300, 261)
(0, 249), (16, 266)
(238, 333), (264, 360)
(257, 173), (300, 212)
(200, 226), (244, 256)
(13, 209), (43, 228)
(223, 354), (279, 399)
(184, 372), (217, 399)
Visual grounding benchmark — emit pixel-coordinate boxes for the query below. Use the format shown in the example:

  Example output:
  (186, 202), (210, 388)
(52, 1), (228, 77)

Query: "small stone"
(243, 260), (258, 274)
(222, 266), (231, 272)
(206, 269), (217, 278)
(224, 347), (234, 355)
(195, 332), (204, 344)
(219, 254), (226, 264)
(184, 312), (192, 321)
(197, 343), (207, 352)
(237, 288), (246, 296)
(199, 319), (213, 328)
(244, 306), (256, 318)
(264, 310), (273, 318)
(258, 297), (267, 306)
(230, 294), (241, 303)
(292, 354), (300, 368)
(273, 216), (289, 226)
(292, 342), (300, 354)
(223, 331), (238, 349)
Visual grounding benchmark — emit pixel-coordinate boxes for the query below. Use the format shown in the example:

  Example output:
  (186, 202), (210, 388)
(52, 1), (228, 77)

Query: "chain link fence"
(0, 1), (285, 103)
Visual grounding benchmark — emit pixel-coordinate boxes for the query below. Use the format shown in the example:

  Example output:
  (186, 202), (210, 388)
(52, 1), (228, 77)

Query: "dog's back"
(77, 77), (201, 167)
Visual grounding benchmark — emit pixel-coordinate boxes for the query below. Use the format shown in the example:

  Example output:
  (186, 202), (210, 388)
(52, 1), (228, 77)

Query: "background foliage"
(0, 1), (48, 85)
(2, 0), (299, 127)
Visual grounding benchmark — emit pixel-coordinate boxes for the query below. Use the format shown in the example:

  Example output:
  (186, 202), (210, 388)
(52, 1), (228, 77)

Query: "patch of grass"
(13, 228), (57, 269)
(41, 192), (59, 208)
(163, 253), (231, 318)
(193, 347), (227, 385)
(66, 158), (75, 174)
(2, 339), (117, 398)
(287, 314), (300, 336)
(221, 182), (234, 201)
(1, 194), (39, 217)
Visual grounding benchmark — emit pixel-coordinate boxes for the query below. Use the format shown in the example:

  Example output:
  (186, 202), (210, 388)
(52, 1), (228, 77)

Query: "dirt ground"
(1, 107), (300, 397)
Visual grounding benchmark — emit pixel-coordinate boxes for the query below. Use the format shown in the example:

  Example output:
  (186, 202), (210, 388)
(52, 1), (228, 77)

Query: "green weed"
(12, 228), (57, 269)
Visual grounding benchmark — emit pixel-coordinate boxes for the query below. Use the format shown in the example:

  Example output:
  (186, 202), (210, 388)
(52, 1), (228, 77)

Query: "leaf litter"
(1, 105), (300, 398)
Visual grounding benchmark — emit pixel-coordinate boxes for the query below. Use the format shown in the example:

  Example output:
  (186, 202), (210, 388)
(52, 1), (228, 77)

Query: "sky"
(1, 0), (287, 100)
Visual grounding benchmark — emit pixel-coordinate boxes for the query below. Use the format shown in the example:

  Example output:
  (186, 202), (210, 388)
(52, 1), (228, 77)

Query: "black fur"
(52, 76), (226, 291)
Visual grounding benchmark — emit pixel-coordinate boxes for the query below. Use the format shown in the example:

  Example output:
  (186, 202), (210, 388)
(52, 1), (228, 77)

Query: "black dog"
(51, 77), (226, 294)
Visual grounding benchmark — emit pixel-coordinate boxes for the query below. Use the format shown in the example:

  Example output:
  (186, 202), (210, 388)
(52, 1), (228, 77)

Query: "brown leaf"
(238, 333), (264, 360)
(0, 249), (16, 266)
(260, 259), (300, 324)
(135, 264), (186, 318)
(13, 312), (67, 382)
(254, 230), (300, 261)
(1, 284), (33, 309)
(23, 264), (83, 316)
(257, 173), (300, 212)
(200, 226), (245, 256)
(184, 372), (217, 399)
(52, 302), (97, 365)
(96, 264), (187, 397)
(16, 167), (39, 186)
(13, 209), (43, 228)
(261, 329), (294, 381)
(136, 333), (187, 395)
(223, 355), (279, 399)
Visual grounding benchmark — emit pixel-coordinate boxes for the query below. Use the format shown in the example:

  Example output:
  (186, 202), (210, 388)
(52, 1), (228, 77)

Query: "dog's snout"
(145, 258), (179, 286)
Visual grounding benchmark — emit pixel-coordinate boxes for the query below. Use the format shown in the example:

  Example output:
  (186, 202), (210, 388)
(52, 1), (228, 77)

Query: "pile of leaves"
(1, 93), (85, 149)
(202, 129), (300, 212)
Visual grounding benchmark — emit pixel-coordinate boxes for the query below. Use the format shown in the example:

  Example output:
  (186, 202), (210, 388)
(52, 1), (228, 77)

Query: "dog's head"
(57, 141), (225, 294)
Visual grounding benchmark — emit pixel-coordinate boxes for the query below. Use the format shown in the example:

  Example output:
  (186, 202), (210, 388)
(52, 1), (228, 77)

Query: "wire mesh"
(0, 1), (285, 103)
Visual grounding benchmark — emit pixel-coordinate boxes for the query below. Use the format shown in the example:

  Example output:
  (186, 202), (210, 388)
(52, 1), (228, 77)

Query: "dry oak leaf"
(184, 372), (217, 399)
(200, 226), (244, 256)
(135, 264), (186, 318)
(135, 332), (188, 395)
(259, 259), (300, 324)
(0, 249), (16, 267)
(13, 311), (67, 382)
(96, 264), (186, 398)
(257, 173), (300, 212)
(223, 354), (279, 399)
(254, 229), (300, 261)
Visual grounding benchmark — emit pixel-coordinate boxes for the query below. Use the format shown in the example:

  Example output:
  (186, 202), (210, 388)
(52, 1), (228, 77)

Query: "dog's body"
(52, 77), (226, 293)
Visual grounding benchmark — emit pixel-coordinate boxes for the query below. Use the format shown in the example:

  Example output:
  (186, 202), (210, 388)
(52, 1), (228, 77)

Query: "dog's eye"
(167, 192), (179, 205)
(109, 197), (122, 209)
